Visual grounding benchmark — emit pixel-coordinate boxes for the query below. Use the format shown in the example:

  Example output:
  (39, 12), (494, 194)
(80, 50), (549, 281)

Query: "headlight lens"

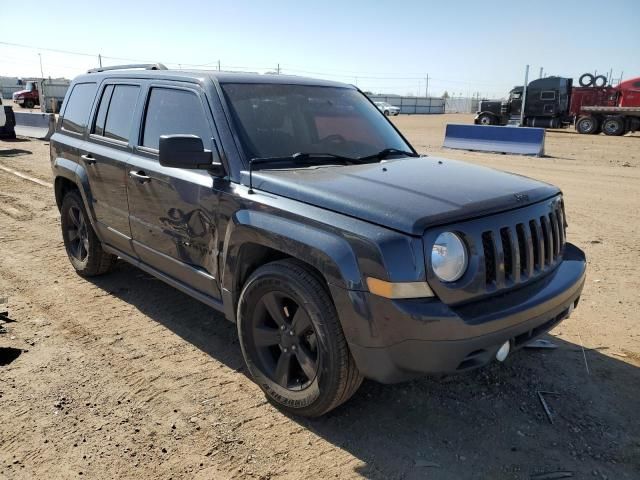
(431, 232), (468, 282)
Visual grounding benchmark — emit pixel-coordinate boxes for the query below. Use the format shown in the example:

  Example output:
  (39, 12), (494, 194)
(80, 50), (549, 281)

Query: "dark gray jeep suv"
(51, 64), (586, 416)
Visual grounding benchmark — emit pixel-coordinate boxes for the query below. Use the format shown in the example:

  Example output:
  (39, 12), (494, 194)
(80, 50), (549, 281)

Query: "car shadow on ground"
(89, 260), (639, 480)
(0, 148), (32, 157)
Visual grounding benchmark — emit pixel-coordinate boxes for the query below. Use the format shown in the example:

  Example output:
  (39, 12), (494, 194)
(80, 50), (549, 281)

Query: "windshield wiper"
(357, 148), (419, 162)
(247, 149), (417, 193)
(247, 153), (360, 193)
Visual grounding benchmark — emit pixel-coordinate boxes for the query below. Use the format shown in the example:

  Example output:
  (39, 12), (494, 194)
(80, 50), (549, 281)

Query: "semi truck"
(474, 73), (640, 136)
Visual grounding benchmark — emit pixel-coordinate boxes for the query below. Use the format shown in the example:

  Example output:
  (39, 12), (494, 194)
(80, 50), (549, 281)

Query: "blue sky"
(1, 0), (638, 97)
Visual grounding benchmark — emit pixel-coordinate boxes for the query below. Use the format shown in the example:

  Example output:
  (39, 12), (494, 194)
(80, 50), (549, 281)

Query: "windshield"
(221, 83), (412, 161)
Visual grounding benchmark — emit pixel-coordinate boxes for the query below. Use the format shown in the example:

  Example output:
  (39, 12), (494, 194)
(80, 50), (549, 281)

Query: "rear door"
(126, 82), (222, 299)
(83, 81), (142, 256)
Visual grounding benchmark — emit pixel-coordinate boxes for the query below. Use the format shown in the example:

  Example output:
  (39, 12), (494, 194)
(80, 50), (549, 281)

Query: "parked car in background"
(51, 65), (586, 417)
(374, 101), (400, 116)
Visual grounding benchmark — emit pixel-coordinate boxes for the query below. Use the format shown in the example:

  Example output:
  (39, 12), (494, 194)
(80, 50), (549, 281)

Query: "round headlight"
(431, 232), (468, 282)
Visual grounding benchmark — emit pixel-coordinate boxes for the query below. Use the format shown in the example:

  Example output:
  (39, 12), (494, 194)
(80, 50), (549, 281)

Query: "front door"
(83, 82), (141, 255)
(126, 84), (222, 299)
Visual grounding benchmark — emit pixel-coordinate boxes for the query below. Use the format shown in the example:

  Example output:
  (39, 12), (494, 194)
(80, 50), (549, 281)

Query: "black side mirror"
(159, 134), (225, 176)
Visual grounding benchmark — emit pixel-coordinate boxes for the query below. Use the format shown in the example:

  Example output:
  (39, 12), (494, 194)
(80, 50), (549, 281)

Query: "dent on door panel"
(127, 162), (221, 299)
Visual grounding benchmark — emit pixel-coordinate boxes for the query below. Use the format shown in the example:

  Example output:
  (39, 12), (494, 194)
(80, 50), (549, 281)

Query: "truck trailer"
(474, 73), (640, 136)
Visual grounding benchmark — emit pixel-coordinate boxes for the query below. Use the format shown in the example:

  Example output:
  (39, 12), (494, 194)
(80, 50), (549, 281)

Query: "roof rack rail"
(87, 63), (168, 74)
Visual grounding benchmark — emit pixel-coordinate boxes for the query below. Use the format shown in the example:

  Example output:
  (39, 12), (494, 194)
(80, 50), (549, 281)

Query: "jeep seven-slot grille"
(482, 200), (566, 287)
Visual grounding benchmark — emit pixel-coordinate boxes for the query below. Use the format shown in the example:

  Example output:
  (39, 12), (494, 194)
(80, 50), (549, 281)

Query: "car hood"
(246, 156), (560, 235)
(12, 89), (29, 98)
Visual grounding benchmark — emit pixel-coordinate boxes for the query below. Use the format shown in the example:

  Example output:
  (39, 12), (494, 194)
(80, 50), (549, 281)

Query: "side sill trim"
(103, 244), (225, 314)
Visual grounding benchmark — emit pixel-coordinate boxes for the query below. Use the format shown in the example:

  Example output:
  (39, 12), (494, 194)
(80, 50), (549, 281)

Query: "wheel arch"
(220, 210), (364, 322)
(52, 158), (100, 235)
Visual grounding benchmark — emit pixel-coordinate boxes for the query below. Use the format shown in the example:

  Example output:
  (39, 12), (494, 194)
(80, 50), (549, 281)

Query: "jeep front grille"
(481, 200), (566, 287)
(423, 195), (567, 305)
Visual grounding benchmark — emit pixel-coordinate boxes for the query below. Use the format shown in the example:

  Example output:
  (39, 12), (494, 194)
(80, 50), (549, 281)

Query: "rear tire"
(60, 190), (117, 276)
(601, 116), (625, 136)
(576, 116), (599, 135)
(237, 259), (363, 417)
(384, 110), (390, 116)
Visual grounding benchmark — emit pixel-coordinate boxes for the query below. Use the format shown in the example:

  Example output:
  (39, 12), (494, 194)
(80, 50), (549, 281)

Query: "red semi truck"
(12, 80), (40, 109)
(475, 73), (640, 136)
(572, 75), (640, 135)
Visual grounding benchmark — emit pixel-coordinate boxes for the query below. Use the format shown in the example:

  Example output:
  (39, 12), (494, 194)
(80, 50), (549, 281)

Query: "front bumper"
(332, 243), (586, 383)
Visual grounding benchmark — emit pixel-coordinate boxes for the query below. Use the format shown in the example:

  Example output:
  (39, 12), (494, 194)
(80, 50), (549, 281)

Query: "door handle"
(129, 170), (151, 183)
(81, 154), (96, 165)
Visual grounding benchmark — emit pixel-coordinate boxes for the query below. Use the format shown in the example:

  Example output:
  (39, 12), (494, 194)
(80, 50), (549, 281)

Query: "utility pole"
(217, 60), (221, 71)
(519, 64), (529, 127)
(539, 67), (543, 78)
(98, 54), (102, 68)
(38, 53), (44, 78)
(277, 63), (280, 74)
(608, 68), (613, 85)
(424, 74), (429, 98)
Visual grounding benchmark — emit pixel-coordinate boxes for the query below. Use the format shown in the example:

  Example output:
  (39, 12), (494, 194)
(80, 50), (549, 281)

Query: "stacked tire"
(579, 73), (608, 88)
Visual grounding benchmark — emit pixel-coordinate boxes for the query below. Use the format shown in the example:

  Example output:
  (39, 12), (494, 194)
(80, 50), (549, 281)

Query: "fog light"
(496, 341), (510, 362)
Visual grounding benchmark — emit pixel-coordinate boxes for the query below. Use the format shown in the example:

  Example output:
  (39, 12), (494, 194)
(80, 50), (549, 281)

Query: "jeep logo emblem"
(514, 193), (529, 202)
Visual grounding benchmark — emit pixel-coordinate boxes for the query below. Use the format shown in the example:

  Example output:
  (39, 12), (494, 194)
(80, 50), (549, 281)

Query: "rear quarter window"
(62, 83), (97, 134)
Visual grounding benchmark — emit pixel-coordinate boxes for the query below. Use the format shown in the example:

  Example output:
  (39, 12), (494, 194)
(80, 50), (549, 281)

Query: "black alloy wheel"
(60, 190), (117, 276)
(249, 290), (319, 390)
(65, 204), (90, 263)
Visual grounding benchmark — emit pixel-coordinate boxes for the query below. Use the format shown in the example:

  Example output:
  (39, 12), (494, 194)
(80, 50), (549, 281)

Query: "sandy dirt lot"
(0, 115), (638, 479)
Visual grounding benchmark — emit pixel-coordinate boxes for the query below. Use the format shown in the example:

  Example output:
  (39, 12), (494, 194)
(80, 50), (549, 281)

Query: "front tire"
(60, 190), (117, 276)
(237, 259), (363, 417)
(477, 113), (495, 125)
(24, 99), (35, 109)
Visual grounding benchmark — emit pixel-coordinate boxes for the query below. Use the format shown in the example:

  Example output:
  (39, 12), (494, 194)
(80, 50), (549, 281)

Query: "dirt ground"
(0, 114), (638, 479)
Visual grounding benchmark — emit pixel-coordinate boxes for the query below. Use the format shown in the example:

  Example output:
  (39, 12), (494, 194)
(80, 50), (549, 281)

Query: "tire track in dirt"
(0, 197), (365, 479)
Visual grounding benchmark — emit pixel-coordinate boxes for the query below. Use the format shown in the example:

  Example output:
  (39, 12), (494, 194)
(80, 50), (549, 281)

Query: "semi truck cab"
(12, 81), (40, 109)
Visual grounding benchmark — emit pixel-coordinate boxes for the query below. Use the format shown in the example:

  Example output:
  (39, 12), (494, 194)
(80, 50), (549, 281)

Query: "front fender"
(220, 210), (363, 318)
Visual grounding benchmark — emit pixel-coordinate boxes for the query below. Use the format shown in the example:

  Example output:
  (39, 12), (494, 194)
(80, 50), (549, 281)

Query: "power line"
(0, 39), (512, 95)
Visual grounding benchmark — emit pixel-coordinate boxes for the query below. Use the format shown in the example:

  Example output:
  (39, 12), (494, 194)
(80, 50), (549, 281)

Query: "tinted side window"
(93, 85), (114, 137)
(142, 88), (211, 150)
(62, 83), (97, 134)
(104, 85), (140, 142)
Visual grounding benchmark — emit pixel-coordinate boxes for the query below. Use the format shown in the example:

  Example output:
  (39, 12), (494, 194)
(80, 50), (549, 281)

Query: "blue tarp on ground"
(14, 111), (56, 140)
(443, 124), (545, 156)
